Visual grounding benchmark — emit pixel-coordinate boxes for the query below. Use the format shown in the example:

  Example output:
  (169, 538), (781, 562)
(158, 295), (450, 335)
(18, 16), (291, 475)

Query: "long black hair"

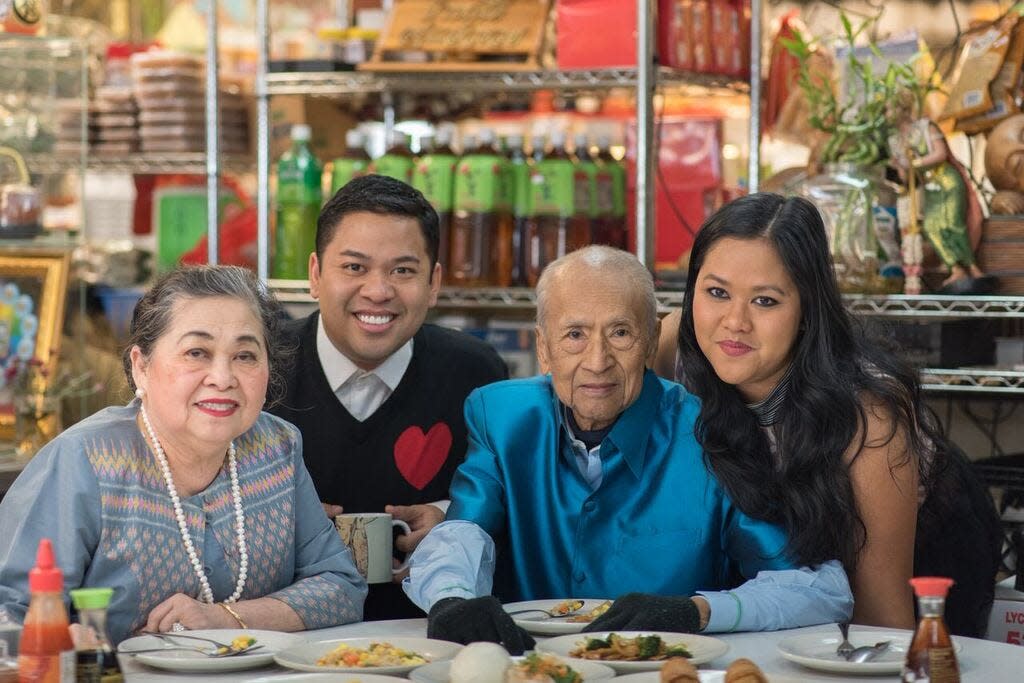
(677, 193), (938, 570)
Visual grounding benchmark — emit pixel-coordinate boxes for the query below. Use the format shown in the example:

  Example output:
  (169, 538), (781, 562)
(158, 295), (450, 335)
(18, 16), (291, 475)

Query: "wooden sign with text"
(363, 0), (550, 71)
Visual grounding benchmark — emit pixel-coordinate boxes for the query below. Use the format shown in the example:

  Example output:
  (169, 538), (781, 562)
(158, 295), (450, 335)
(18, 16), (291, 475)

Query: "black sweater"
(271, 313), (508, 618)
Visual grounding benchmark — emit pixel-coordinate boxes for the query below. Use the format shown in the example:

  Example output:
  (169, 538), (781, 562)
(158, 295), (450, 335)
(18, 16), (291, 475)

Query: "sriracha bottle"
(18, 539), (74, 683)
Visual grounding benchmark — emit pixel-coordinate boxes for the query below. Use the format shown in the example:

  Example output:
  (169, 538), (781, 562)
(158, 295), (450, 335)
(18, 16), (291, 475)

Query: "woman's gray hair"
(122, 265), (291, 406)
(535, 245), (658, 341)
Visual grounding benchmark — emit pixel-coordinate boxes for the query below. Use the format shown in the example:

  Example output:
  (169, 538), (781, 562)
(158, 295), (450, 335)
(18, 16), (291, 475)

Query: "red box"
(556, 0), (638, 68)
(625, 116), (724, 268)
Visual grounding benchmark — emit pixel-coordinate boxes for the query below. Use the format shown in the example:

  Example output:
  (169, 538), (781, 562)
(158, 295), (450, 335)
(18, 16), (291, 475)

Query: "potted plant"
(783, 13), (928, 293)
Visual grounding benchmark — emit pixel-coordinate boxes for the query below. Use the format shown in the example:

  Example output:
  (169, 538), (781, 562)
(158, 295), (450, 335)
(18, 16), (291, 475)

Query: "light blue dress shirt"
(404, 371), (853, 632)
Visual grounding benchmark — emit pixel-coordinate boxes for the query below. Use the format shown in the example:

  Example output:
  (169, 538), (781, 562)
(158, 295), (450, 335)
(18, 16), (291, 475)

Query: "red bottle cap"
(28, 538), (64, 593)
(909, 576), (954, 597)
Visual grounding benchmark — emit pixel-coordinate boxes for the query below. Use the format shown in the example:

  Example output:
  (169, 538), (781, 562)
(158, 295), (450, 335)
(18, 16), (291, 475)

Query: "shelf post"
(206, 0), (220, 263)
(636, 0), (655, 270)
(747, 0), (762, 193)
(257, 0), (270, 281)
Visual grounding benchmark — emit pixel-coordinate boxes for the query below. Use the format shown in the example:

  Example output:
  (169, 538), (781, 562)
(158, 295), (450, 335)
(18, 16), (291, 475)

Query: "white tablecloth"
(117, 619), (1022, 682)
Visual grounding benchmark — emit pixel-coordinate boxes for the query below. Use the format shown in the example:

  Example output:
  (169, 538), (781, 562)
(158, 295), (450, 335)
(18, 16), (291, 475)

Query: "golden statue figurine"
(895, 119), (994, 295)
(985, 114), (1024, 214)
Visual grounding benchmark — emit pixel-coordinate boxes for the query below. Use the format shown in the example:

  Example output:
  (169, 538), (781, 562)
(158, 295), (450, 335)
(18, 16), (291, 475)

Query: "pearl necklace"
(139, 402), (248, 604)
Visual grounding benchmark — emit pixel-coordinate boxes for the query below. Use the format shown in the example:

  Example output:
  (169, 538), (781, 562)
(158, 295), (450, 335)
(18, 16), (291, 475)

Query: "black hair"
(677, 192), (941, 570)
(316, 174), (440, 269)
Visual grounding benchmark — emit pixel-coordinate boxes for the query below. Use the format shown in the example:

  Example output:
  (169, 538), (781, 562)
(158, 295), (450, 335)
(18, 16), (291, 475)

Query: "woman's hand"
(144, 593), (235, 632)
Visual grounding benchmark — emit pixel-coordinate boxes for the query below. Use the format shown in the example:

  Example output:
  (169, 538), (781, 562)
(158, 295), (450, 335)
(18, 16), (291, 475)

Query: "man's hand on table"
(583, 593), (705, 633)
(427, 596), (536, 655)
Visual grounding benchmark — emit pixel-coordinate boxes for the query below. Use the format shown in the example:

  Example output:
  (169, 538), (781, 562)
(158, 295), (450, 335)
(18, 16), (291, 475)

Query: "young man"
(271, 175), (507, 619)
(404, 246), (852, 653)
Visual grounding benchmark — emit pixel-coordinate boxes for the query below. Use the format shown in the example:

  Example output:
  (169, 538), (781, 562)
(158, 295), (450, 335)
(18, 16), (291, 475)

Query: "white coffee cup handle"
(392, 519), (412, 574)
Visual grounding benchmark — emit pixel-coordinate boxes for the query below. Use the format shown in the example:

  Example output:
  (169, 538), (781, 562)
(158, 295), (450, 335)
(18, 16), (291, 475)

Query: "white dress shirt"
(316, 316), (412, 421)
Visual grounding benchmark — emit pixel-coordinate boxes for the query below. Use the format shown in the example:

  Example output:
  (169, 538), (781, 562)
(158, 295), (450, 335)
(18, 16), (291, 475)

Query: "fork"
(141, 631), (260, 655)
(126, 644), (265, 657)
(836, 621), (855, 660)
(507, 600), (586, 618)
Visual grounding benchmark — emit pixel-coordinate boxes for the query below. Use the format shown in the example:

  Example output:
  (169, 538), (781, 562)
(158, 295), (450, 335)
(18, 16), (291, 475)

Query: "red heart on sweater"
(394, 423), (452, 490)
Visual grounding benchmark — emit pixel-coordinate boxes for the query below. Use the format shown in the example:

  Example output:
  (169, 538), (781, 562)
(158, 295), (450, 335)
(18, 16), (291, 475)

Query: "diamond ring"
(171, 621), (186, 632)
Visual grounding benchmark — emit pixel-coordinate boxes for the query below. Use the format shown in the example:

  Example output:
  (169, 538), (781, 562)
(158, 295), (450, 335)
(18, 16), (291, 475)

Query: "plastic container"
(83, 172), (136, 243)
(17, 539), (74, 682)
(1, 0), (45, 35)
(0, 146), (41, 239)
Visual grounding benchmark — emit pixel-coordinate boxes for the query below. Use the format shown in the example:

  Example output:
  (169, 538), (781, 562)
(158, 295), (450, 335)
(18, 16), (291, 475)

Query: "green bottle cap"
(70, 587), (114, 610)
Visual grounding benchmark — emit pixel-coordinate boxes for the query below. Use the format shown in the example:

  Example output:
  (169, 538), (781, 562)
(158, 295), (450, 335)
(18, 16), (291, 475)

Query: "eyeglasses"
(556, 327), (643, 355)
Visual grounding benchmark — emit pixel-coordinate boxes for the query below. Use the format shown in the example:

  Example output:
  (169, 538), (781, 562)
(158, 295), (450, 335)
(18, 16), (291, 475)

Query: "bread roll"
(724, 657), (769, 683)
(660, 656), (700, 683)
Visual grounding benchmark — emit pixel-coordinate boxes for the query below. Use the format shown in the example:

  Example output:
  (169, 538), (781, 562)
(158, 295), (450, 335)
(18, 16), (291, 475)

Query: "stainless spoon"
(847, 640), (891, 663)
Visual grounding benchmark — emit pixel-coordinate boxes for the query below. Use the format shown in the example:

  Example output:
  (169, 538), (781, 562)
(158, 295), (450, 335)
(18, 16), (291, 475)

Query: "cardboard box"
(986, 576), (1024, 645)
(270, 95), (356, 162)
(556, 0), (638, 68)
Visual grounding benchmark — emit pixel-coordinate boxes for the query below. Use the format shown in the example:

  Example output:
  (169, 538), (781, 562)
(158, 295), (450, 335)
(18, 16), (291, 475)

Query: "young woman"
(656, 193), (1001, 635)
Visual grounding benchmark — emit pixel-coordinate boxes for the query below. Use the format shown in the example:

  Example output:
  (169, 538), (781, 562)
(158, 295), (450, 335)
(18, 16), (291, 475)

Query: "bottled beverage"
(412, 126), (457, 281)
(68, 589), (121, 683)
(330, 128), (370, 195)
(505, 133), (531, 286)
(571, 132), (600, 245)
(18, 539), (74, 683)
(370, 130), (414, 183)
(524, 131), (588, 286)
(491, 131), (515, 287)
(902, 576), (959, 683)
(595, 134), (628, 249)
(273, 124), (322, 280)
(449, 129), (507, 287)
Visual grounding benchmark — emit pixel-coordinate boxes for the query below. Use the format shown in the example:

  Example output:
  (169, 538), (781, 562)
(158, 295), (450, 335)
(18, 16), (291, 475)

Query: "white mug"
(334, 512), (412, 584)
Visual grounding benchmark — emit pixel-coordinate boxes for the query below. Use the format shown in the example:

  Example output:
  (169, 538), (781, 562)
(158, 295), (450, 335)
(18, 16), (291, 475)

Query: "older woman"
(0, 266), (366, 643)
(654, 193), (1001, 636)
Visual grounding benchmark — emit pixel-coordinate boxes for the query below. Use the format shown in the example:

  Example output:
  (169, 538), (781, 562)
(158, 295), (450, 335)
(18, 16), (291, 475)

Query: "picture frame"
(0, 248), (71, 439)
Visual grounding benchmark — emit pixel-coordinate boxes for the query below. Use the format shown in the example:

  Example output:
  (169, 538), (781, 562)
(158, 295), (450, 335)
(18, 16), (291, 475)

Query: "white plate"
(273, 636), (463, 675)
(246, 674), (410, 682)
(504, 598), (611, 635)
(776, 627), (962, 675)
(614, 672), (725, 683)
(409, 654), (617, 682)
(536, 631), (730, 672)
(118, 629), (301, 673)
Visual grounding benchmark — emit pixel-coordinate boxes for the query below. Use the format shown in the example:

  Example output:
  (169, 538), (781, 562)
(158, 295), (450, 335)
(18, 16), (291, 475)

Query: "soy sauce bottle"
(69, 589), (122, 683)
(902, 576), (959, 683)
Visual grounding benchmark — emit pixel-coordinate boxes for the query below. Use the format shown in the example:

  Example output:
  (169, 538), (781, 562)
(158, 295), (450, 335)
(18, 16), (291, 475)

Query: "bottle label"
(330, 159), (368, 194)
(496, 158), (513, 213)
(454, 155), (501, 212)
(412, 155), (456, 211)
(510, 161), (531, 217)
(370, 155), (413, 183)
(273, 203), (319, 279)
(606, 162), (627, 217)
(531, 159), (575, 217)
(595, 170), (615, 215)
(574, 167), (596, 217)
(277, 158), (323, 205)
(17, 650), (75, 682)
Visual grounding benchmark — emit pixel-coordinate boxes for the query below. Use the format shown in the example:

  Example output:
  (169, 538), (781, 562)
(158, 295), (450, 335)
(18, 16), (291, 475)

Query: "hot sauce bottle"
(902, 576), (960, 683)
(18, 539), (74, 683)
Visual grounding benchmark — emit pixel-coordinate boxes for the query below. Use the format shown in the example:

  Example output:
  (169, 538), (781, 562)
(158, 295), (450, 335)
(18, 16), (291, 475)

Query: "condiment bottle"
(18, 539), (74, 683)
(902, 576), (959, 683)
(0, 641), (17, 683)
(68, 589), (122, 683)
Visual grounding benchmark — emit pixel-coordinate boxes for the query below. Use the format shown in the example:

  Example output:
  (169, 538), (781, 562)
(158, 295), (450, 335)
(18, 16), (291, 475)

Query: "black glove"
(426, 596), (536, 655)
(582, 593), (701, 633)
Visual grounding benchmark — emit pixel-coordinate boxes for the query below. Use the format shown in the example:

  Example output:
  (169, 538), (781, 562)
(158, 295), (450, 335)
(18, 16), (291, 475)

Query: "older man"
(403, 246), (853, 653)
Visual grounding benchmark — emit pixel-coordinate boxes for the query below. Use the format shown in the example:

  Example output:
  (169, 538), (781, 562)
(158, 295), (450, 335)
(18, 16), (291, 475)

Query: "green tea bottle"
(370, 129), (414, 183)
(330, 128), (370, 194)
(595, 133), (628, 249)
(273, 124), (322, 280)
(412, 126), (457, 280)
